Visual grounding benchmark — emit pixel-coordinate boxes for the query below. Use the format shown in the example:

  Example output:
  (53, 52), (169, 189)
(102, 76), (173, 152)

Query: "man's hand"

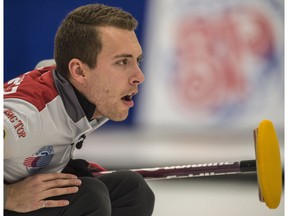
(4, 173), (82, 213)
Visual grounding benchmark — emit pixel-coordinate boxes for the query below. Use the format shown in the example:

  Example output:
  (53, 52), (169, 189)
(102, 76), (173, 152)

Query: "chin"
(109, 112), (129, 122)
(114, 116), (128, 122)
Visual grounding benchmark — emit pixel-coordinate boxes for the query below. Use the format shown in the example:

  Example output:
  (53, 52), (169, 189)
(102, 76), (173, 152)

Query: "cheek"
(84, 82), (101, 102)
(91, 86), (112, 103)
(85, 75), (119, 102)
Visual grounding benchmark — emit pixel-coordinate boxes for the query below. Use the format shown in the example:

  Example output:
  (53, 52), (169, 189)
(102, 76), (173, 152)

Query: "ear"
(68, 58), (86, 84)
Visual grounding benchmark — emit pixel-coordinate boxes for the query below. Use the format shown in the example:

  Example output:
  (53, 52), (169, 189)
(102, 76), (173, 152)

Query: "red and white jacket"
(4, 66), (108, 183)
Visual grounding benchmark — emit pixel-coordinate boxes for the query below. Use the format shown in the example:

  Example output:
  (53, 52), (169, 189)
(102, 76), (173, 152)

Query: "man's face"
(82, 26), (144, 121)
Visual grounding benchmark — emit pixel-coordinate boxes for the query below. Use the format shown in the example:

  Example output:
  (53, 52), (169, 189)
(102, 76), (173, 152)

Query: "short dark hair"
(54, 4), (138, 77)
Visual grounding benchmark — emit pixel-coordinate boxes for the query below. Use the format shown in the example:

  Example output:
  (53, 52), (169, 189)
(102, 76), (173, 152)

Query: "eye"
(137, 61), (143, 67)
(117, 59), (128, 65)
(137, 57), (143, 67)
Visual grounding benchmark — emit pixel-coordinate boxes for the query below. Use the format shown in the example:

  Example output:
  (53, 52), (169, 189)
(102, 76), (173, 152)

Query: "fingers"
(40, 200), (70, 209)
(38, 173), (79, 182)
(43, 177), (82, 191)
(41, 185), (79, 199)
(37, 173), (82, 200)
(38, 173), (82, 210)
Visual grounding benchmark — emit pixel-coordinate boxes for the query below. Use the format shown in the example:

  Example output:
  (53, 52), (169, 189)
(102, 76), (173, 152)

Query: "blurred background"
(4, 0), (284, 215)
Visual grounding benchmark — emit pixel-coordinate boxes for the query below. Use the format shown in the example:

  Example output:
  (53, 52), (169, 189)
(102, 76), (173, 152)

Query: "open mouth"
(121, 94), (133, 102)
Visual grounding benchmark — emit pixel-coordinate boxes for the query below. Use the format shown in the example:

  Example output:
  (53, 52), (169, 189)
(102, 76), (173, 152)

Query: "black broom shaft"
(93, 160), (256, 179)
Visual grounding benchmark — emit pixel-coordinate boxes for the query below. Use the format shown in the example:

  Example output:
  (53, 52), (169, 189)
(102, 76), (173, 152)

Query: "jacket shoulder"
(4, 66), (58, 111)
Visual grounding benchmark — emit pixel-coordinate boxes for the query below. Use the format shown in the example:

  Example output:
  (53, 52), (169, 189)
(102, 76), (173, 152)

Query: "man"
(4, 4), (155, 216)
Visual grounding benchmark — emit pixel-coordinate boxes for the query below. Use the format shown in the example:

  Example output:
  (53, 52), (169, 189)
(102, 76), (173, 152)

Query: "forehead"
(98, 26), (142, 57)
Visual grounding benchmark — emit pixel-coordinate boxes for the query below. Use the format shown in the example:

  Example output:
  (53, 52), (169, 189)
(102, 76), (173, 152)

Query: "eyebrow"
(113, 53), (143, 61)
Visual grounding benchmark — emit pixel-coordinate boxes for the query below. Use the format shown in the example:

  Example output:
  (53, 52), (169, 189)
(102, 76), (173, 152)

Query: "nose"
(130, 65), (145, 85)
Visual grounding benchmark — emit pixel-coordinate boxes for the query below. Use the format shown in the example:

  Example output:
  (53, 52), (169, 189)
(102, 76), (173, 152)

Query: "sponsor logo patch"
(23, 145), (54, 174)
